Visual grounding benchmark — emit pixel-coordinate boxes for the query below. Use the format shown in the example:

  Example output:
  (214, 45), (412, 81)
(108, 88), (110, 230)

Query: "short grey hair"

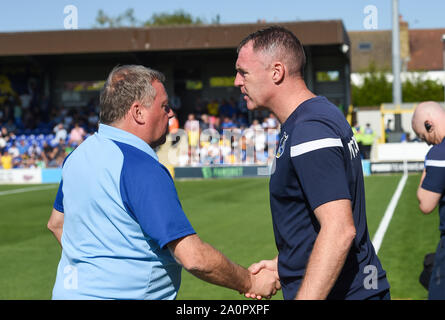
(99, 65), (166, 124)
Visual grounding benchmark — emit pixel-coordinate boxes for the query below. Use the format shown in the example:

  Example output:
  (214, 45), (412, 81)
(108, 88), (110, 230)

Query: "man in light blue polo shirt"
(47, 65), (280, 300)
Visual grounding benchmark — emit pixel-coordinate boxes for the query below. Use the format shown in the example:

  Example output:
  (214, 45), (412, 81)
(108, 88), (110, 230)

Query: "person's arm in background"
(47, 208), (64, 247)
(294, 199), (356, 300)
(417, 168), (441, 215)
(168, 234), (280, 298)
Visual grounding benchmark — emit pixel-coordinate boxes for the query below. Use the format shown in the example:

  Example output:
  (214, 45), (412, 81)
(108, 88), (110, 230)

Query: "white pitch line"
(0, 185), (58, 196)
(372, 172), (408, 254)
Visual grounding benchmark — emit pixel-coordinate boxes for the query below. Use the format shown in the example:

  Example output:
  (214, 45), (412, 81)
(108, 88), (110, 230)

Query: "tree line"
(94, 8), (220, 28)
(352, 65), (444, 106)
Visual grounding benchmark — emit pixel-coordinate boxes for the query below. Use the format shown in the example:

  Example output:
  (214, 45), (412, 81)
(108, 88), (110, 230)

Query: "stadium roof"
(0, 20), (349, 57)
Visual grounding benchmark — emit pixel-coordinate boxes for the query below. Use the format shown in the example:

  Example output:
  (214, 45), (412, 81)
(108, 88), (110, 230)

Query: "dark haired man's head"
(237, 26), (306, 78)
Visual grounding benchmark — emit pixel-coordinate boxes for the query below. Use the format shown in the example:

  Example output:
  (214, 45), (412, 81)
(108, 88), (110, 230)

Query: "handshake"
(243, 258), (281, 300)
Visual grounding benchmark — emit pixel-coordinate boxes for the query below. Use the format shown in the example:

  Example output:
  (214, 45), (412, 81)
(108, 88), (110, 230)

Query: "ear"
(271, 62), (285, 84)
(130, 102), (146, 125)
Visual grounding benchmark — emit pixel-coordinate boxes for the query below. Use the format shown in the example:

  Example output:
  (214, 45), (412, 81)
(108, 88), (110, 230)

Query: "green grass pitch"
(0, 174), (440, 299)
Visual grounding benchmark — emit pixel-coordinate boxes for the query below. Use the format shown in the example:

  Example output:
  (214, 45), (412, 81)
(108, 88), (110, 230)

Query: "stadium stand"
(0, 91), (283, 169)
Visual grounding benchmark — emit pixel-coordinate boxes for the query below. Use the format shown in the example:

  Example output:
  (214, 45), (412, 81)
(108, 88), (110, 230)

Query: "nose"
(234, 72), (243, 87)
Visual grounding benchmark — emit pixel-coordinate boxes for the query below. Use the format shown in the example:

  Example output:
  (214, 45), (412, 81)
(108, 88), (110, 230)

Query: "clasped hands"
(242, 259), (281, 300)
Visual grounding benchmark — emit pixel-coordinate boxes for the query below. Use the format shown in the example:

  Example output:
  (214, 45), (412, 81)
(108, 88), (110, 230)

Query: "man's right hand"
(245, 257), (280, 299)
(247, 268), (280, 299)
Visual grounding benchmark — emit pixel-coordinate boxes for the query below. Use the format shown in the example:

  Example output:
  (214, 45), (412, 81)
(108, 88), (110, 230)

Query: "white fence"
(374, 142), (431, 162)
(0, 168), (61, 184)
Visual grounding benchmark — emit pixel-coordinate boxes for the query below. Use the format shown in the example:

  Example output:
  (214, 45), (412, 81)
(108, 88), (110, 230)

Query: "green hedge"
(352, 71), (444, 106)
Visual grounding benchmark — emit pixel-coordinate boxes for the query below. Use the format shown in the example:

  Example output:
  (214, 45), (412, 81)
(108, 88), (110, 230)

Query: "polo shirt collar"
(98, 123), (159, 161)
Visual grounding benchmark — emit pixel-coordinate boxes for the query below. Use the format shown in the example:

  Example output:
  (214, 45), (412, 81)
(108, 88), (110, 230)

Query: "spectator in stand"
(385, 119), (393, 135)
(254, 131), (267, 164)
(237, 114), (249, 128)
(12, 154), (22, 168)
(1, 127), (8, 137)
(398, 130), (412, 142)
(8, 142), (20, 158)
(250, 119), (262, 131)
(28, 142), (42, 158)
(242, 121), (257, 164)
(184, 114), (200, 164)
(264, 113), (279, 130)
(64, 142), (75, 156)
(15, 153), (28, 168)
(200, 138), (220, 165)
(0, 138), (5, 153)
(248, 119), (266, 164)
(52, 123), (67, 146)
(199, 114), (210, 131)
(0, 128), (7, 153)
(361, 123), (375, 160)
(28, 154), (39, 168)
(168, 111), (181, 147)
(207, 99), (219, 116)
(0, 150), (12, 169)
(49, 138), (67, 167)
(41, 141), (54, 167)
(35, 154), (46, 168)
(168, 111), (180, 134)
(209, 115), (220, 131)
(364, 123), (374, 135)
(240, 135), (248, 162)
(8, 130), (16, 144)
(68, 122), (86, 146)
(17, 140), (28, 155)
(220, 116), (236, 130)
(54, 151), (67, 168)
(219, 99), (236, 119)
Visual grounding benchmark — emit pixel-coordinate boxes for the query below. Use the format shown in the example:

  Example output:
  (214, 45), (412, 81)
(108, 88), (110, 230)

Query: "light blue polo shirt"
(52, 123), (195, 300)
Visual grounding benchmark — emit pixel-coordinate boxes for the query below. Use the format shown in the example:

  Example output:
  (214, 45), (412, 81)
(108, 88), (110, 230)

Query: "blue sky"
(1, 0), (444, 33)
